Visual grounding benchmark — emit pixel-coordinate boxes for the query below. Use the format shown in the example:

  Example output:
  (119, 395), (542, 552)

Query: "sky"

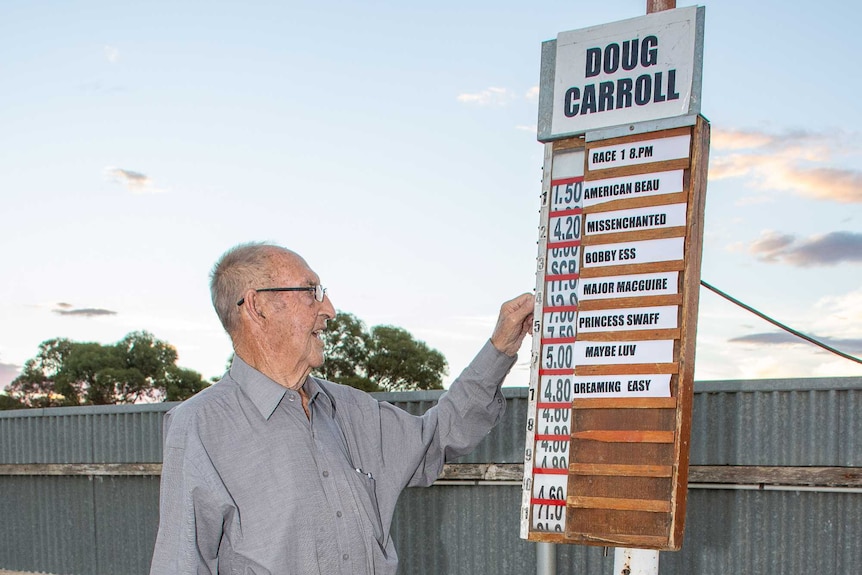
(1, 0), (860, 393)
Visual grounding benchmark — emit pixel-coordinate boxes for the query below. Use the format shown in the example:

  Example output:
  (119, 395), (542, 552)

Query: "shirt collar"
(228, 355), (330, 420)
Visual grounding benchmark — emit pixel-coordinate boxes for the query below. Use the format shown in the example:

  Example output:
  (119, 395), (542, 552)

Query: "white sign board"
(574, 339), (675, 365)
(566, 374), (672, 398)
(577, 305), (679, 333)
(583, 170), (684, 207)
(538, 6), (704, 141)
(582, 237), (684, 268)
(585, 203), (687, 236)
(578, 271), (679, 301)
(588, 134), (691, 170)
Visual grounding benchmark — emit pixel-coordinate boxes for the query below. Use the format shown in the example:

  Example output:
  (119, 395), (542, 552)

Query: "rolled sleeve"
(398, 340), (517, 487)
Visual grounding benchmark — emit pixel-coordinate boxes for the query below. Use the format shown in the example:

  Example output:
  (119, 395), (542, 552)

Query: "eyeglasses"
(236, 285), (327, 306)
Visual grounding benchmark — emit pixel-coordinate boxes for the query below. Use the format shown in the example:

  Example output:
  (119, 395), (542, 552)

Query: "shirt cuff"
(465, 339), (518, 385)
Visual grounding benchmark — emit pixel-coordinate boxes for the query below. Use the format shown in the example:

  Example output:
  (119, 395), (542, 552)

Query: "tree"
(0, 393), (24, 411)
(366, 325), (447, 392)
(4, 331), (209, 407)
(317, 311), (447, 392)
(318, 312), (377, 391)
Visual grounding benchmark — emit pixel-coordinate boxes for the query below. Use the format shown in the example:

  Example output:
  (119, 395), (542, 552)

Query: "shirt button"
(288, 395), (296, 402)
(336, 511), (342, 518)
(342, 554), (349, 561)
(322, 471), (329, 478)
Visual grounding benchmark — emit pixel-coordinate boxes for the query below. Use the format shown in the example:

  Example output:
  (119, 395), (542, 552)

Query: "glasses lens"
(315, 285), (326, 302)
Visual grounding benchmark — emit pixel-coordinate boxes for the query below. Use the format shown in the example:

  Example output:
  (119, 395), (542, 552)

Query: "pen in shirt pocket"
(355, 468), (373, 480)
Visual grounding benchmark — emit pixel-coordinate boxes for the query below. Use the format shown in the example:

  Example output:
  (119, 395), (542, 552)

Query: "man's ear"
(238, 290), (267, 326)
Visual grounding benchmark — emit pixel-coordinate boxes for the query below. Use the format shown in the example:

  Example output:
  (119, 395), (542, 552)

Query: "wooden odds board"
(520, 116), (710, 550)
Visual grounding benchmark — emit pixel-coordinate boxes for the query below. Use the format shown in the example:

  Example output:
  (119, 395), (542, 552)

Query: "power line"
(700, 280), (862, 366)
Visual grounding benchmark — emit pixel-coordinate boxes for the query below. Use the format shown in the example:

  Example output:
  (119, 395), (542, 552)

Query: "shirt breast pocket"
(226, 555), (274, 575)
(347, 469), (387, 554)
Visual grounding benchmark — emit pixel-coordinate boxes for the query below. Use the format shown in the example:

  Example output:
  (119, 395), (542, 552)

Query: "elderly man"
(150, 242), (533, 575)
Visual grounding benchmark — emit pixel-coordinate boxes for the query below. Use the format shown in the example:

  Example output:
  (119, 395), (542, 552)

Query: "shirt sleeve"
(380, 339), (516, 489)
(149, 409), (229, 575)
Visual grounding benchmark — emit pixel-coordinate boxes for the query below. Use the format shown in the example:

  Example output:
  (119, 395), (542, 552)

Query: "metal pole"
(613, 5), (676, 575)
(646, 0), (676, 13)
(537, 542), (557, 575)
(613, 548), (659, 575)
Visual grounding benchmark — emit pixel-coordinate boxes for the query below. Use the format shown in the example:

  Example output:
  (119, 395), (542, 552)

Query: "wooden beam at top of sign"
(580, 260), (685, 278)
(572, 430), (675, 443)
(585, 158), (690, 182)
(568, 495), (672, 513)
(572, 397), (678, 409)
(582, 226), (688, 246)
(583, 190), (690, 215)
(584, 126), (692, 157)
(569, 463), (673, 477)
(586, 126), (692, 148)
(553, 137), (585, 152)
(576, 329), (681, 342)
(578, 294), (683, 311)
(575, 363), (679, 376)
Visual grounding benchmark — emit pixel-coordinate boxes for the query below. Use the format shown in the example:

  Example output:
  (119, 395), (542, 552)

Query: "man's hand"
(490, 293), (535, 357)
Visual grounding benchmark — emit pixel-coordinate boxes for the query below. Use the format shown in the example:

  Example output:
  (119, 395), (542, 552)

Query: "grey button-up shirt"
(150, 340), (515, 575)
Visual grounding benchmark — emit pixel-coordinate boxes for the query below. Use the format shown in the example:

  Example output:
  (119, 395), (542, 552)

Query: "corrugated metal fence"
(1, 377), (860, 574)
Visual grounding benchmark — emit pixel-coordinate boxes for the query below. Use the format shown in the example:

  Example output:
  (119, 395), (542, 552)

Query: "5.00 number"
(544, 345), (574, 369)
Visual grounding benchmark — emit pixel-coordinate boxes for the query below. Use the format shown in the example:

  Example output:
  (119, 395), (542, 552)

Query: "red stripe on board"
(535, 402), (571, 409)
(542, 305), (578, 313)
(550, 176), (584, 186)
(546, 240), (582, 250)
(544, 273), (580, 282)
(538, 369), (574, 377)
(541, 337), (576, 345)
(549, 207), (583, 217)
(533, 467), (569, 475)
(535, 434), (570, 442)
(531, 498), (566, 506)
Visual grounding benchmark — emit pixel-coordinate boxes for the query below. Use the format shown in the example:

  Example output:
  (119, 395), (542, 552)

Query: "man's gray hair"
(210, 242), (290, 335)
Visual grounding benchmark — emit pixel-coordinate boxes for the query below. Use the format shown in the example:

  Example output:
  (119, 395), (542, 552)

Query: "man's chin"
(310, 353), (326, 369)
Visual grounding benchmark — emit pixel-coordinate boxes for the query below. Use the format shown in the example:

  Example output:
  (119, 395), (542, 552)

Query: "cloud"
(53, 304), (118, 317)
(782, 167), (862, 203)
(709, 127), (862, 203)
(813, 289), (862, 336)
(104, 167), (166, 194)
(104, 45), (120, 64)
(516, 125), (537, 133)
(525, 86), (540, 102)
(729, 332), (862, 353)
(748, 230), (862, 266)
(0, 362), (20, 389)
(712, 128), (829, 152)
(456, 87), (517, 107)
(711, 129), (776, 151)
(722, 288), (862, 369)
(697, 287), (862, 379)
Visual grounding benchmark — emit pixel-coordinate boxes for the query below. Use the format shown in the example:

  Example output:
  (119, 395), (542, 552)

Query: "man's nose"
(321, 294), (336, 319)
